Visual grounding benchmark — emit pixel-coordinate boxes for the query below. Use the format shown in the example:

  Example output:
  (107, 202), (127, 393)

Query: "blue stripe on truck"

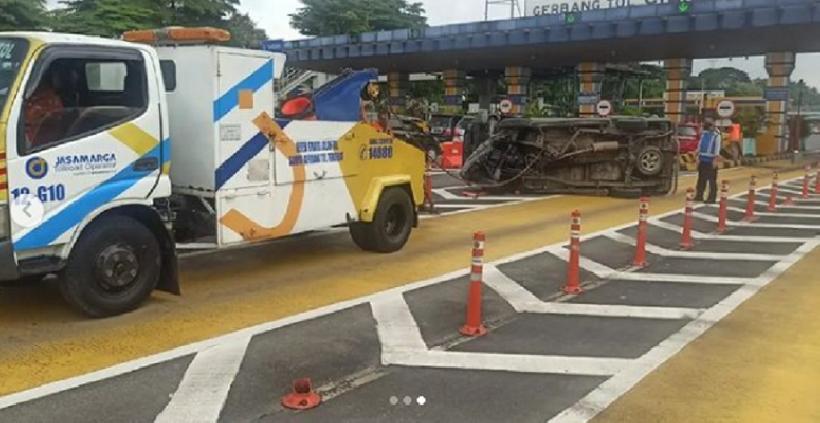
(15, 140), (170, 251)
(212, 60), (274, 122)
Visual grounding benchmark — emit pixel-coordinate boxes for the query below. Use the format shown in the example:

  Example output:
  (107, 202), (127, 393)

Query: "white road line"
(604, 232), (787, 261)
(546, 247), (757, 285)
(550, 240), (819, 423)
(0, 176), (806, 411)
(372, 293), (630, 377)
(431, 188), (463, 200)
(387, 350), (631, 377)
(739, 200), (820, 210)
(648, 218), (815, 243)
(725, 206), (820, 219)
(154, 337), (250, 423)
(692, 211), (820, 229)
(483, 266), (703, 320)
(773, 186), (817, 197)
(371, 295), (428, 354)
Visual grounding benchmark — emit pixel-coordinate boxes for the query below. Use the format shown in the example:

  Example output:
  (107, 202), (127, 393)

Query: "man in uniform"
(695, 118), (722, 204)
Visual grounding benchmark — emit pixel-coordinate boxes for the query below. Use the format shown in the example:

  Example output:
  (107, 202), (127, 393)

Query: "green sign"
(678, 1), (691, 14)
(565, 12), (578, 24)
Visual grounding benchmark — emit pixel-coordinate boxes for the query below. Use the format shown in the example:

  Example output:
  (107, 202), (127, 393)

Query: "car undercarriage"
(460, 117), (678, 197)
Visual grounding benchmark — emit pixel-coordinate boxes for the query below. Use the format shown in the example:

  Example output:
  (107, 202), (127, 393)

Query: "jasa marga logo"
(55, 153), (118, 173)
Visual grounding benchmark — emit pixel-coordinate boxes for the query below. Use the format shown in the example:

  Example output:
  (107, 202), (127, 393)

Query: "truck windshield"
(0, 38), (29, 118)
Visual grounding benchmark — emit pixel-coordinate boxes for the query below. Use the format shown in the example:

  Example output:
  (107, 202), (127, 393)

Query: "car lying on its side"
(460, 117), (677, 197)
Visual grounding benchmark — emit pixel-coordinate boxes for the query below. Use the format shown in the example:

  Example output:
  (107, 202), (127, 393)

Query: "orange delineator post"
(803, 165), (811, 199)
(768, 173), (779, 213)
(717, 180), (729, 233)
(633, 198), (649, 268)
(423, 162), (435, 212)
(815, 170), (820, 194)
(680, 188), (695, 250)
(563, 210), (584, 295)
(460, 231), (488, 337)
(743, 176), (757, 222)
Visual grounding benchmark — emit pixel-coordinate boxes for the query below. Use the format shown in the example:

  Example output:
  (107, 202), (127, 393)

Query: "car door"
(6, 45), (163, 252)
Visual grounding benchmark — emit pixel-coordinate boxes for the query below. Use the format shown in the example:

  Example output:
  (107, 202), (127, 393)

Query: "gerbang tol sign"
(531, 0), (675, 15)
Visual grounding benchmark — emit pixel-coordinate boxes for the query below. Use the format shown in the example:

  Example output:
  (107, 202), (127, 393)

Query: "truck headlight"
(0, 204), (8, 240)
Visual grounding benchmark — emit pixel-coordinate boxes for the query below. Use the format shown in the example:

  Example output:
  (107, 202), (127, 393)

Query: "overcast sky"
(47, 0), (820, 87)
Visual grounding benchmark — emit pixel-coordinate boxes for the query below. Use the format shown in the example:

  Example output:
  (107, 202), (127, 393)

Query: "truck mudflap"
(156, 225), (180, 295)
(0, 240), (19, 281)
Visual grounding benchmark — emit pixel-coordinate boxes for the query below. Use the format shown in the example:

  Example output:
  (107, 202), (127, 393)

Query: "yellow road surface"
(0, 163), (811, 396)
(597, 245), (820, 423)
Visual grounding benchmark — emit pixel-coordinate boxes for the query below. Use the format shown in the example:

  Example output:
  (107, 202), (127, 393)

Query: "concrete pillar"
(477, 76), (495, 112)
(577, 62), (606, 118)
(442, 69), (466, 115)
(387, 71), (409, 114)
(504, 66), (531, 116)
(763, 52), (796, 155)
(663, 59), (692, 125)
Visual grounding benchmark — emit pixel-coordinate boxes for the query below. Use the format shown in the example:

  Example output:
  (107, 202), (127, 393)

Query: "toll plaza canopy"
(280, 0), (820, 74)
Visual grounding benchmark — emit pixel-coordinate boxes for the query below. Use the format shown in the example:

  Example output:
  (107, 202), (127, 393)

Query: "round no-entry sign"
(499, 99), (514, 114)
(596, 100), (612, 117)
(717, 100), (736, 118)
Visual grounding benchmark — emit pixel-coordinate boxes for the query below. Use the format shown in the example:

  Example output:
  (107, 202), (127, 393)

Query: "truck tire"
(349, 187), (414, 253)
(59, 215), (161, 318)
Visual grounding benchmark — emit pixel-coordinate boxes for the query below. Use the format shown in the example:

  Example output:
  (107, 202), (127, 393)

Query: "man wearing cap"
(695, 119), (722, 204)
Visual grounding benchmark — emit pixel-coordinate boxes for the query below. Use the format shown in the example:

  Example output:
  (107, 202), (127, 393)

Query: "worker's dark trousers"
(696, 161), (718, 203)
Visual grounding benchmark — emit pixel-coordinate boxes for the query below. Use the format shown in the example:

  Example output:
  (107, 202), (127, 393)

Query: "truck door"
(7, 46), (164, 252)
(214, 51), (277, 245)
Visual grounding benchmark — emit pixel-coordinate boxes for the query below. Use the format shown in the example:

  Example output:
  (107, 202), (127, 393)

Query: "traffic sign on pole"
(716, 100), (736, 118)
(596, 100), (612, 117)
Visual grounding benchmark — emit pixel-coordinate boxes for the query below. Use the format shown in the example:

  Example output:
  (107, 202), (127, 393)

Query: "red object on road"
(281, 378), (322, 410)
(633, 198), (649, 268)
(784, 195), (795, 206)
(563, 210), (584, 295)
(680, 188), (695, 250)
(744, 176), (757, 222)
(768, 173), (779, 213)
(803, 165), (811, 199)
(460, 232), (488, 337)
(717, 180), (729, 234)
(440, 140), (463, 170)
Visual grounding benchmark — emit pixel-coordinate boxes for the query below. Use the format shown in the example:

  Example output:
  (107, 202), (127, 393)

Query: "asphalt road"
(1, 172), (817, 423)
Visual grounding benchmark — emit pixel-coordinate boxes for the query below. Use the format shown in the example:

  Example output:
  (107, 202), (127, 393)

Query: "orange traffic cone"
(633, 198), (649, 268)
(680, 188), (695, 250)
(743, 176), (758, 222)
(460, 232), (487, 337)
(717, 180), (729, 233)
(563, 210), (584, 295)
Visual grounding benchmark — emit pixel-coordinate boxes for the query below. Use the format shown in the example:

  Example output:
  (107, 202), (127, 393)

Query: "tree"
(159, 0), (239, 27)
(50, 0), (266, 46)
(0, 0), (47, 31)
(290, 0), (427, 37)
(51, 0), (160, 38)
(226, 12), (267, 48)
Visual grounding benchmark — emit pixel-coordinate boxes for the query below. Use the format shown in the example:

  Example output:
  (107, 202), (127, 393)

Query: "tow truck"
(0, 28), (425, 317)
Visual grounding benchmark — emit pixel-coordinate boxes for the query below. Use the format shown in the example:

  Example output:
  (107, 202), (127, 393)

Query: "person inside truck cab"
(24, 67), (65, 144)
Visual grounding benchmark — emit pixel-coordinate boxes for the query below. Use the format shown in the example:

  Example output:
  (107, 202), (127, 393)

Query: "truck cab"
(0, 30), (425, 317)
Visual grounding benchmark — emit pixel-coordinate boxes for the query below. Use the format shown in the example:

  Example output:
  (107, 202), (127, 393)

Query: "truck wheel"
(349, 188), (414, 253)
(59, 216), (161, 318)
